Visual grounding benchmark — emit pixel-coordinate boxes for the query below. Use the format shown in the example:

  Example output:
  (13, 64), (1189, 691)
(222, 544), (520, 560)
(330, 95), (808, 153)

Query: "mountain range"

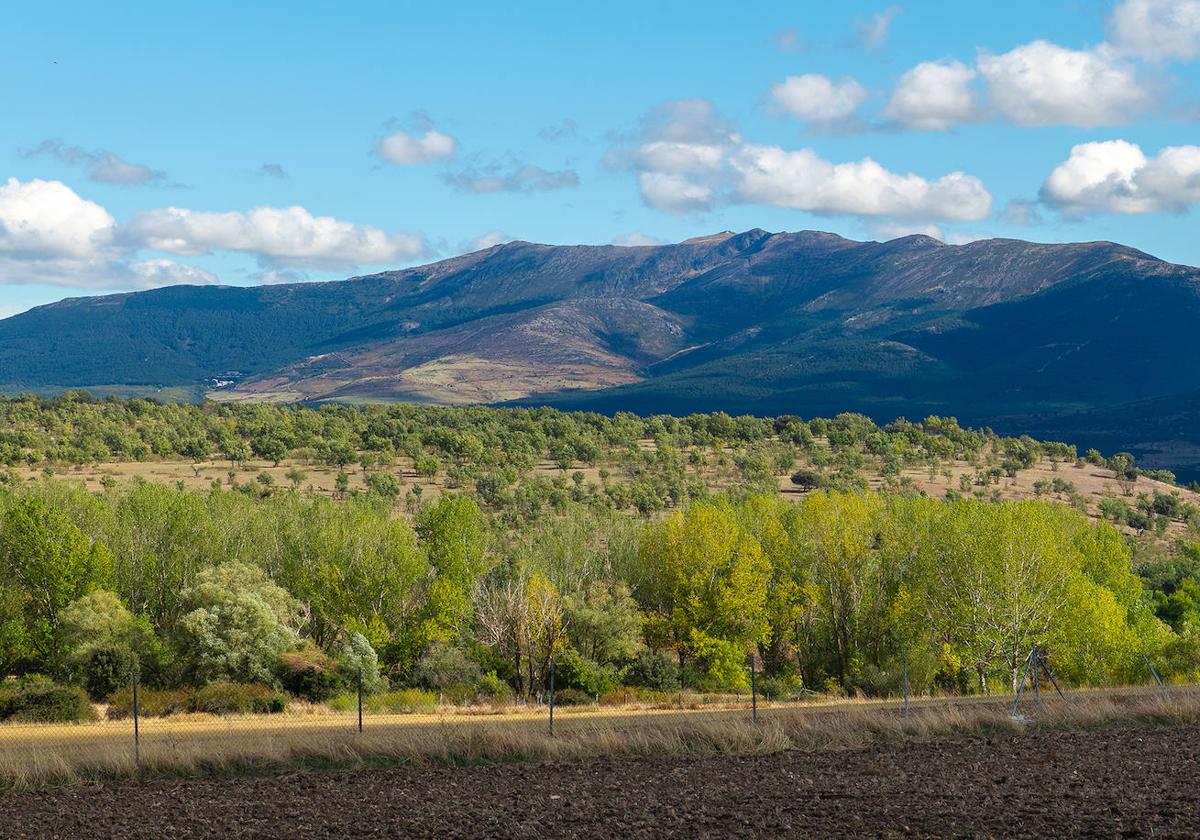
(2, 229), (1199, 476)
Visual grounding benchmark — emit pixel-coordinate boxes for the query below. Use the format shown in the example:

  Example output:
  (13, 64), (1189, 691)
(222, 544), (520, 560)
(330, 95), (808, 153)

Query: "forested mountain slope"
(2, 229), (1198, 473)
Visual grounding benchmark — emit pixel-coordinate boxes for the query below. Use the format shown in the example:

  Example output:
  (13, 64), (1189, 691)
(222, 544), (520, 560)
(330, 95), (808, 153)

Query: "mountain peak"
(681, 231), (737, 245)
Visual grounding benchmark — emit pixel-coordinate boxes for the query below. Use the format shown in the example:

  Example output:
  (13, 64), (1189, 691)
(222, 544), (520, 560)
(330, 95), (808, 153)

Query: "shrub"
(412, 642), (481, 693)
(0, 677), (95, 723)
(621, 649), (681, 691)
(277, 645), (344, 702)
(338, 633), (385, 695)
(474, 671), (513, 704)
(105, 687), (190, 719)
(550, 687), (594, 706)
(80, 646), (133, 701)
(554, 648), (617, 697)
(188, 682), (288, 715)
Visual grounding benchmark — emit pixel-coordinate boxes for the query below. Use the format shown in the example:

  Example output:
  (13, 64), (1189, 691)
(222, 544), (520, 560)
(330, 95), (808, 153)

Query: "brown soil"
(2, 724), (1198, 839)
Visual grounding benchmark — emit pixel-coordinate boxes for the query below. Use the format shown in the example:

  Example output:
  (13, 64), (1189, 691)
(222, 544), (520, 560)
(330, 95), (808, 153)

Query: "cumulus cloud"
(1108, 0), (1200, 60)
(443, 163), (578, 194)
(611, 232), (664, 247)
(637, 172), (715, 214)
(607, 99), (739, 213)
(868, 221), (945, 241)
(1041, 140), (1200, 214)
(856, 5), (902, 52)
(0, 177), (117, 258)
(124, 205), (426, 267)
(374, 127), (458, 165)
(978, 41), (1148, 127)
(23, 140), (167, 185)
(730, 145), (991, 221)
(612, 98), (992, 222)
(767, 74), (868, 128)
(466, 230), (512, 251)
(127, 259), (219, 288)
(884, 60), (980, 130)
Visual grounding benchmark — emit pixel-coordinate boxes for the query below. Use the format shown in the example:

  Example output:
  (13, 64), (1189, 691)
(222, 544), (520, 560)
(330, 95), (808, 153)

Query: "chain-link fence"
(0, 648), (1186, 785)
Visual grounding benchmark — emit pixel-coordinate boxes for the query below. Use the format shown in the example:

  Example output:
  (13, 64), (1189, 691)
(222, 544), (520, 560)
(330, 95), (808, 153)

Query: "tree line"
(2, 477), (1196, 706)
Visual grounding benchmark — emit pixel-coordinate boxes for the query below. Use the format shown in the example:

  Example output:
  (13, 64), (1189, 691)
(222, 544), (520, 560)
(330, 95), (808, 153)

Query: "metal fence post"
(1010, 643), (1037, 717)
(357, 667), (363, 734)
(902, 648), (909, 721)
(548, 658), (555, 737)
(749, 652), (758, 725)
(132, 668), (141, 770)
(1142, 653), (1168, 696)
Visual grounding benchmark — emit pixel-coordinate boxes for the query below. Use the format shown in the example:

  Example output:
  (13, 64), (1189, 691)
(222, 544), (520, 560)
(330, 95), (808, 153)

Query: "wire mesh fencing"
(0, 648), (1188, 786)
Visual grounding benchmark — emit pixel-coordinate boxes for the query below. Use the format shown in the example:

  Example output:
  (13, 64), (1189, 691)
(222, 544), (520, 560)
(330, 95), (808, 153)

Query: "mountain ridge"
(2, 229), (1198, 474)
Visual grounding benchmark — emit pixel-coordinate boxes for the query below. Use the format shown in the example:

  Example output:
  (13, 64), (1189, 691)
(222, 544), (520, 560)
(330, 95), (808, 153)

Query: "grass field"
(1, 685), (1194, 788)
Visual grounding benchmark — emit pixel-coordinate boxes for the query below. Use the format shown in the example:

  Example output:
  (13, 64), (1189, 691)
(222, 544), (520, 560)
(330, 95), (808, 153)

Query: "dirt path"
(2, 724), (1198, 839)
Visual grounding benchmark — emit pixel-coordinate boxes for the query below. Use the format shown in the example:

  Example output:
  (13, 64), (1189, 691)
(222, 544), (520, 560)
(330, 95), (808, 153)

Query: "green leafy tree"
(0, 498), (114, 666)
(177, 561), (302, 685)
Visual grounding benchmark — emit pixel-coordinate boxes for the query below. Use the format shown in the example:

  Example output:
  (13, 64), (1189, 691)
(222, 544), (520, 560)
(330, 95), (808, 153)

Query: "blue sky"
(2, 0), (1199, 317)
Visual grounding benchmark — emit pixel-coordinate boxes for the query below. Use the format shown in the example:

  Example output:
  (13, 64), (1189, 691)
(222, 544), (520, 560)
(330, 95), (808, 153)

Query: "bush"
(0, 677), (96, 723)
(550, 687), (595, 706)
(412, 642), (481, 693)
(554, 649), (618, 697)
(106, 687), (190, 719)
(188, 682), (288, 715)
(80, 646), (133, 701)
(338, 632), (385, 695)
(277, 645), (344, 702)
(620, 649), (681, 691)
(755, 673), (803, 701)
(473, 671), (513, 704)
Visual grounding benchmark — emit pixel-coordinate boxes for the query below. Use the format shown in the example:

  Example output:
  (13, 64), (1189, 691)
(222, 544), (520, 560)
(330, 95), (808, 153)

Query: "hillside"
(2, 229), (1199, 475)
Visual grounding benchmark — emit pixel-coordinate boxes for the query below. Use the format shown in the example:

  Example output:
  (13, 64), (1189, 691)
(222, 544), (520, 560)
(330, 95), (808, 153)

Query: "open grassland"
(1, 684), (1195, 789)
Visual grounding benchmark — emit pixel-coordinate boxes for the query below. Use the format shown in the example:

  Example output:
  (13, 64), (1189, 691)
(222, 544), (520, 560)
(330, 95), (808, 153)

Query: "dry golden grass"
(1, 685), (1195, 789)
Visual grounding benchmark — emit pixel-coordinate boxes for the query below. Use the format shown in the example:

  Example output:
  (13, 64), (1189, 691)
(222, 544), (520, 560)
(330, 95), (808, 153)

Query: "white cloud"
(1041, 140), (1200, 214)
(24, 140), (167, 185)
(637, 172), (715, 214)
(609, 99), (739, 214)
(467, 230), (512, 251)
(125, 205), (426, 267)
(0, 177), (117, 258)
(730, 145), (992, 221)
(630, 141), (727, 174)
(978, 41), (1148, 127)
(868, 221), (945, 240)
(884, 60), (979, 130)
(856, 6), (902, 51)
(374, 128), (457, 165)
(611, 232), (664, 247)
(1109, 0), (1200, 60)
(443, 163), (578, 193)
(126, 259), (219, 288)
(767, 74), (868, 127)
